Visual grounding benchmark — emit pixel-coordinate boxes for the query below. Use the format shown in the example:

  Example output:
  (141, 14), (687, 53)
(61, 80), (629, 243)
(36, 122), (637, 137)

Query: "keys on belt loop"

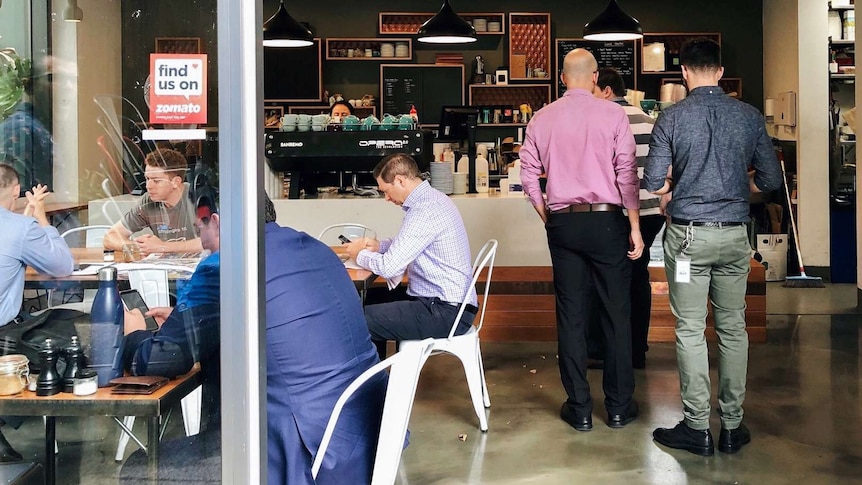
(679, 224), (695, 255)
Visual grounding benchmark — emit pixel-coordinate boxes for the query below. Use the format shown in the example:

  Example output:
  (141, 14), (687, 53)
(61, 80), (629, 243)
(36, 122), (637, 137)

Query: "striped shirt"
(356, 180), (477, 306)
(614, 98), (661, 216)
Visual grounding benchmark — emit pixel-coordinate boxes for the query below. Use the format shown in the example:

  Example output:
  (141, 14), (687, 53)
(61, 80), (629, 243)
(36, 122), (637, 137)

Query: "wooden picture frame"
(155, 37), (201, 54)
(264, 105), (284, 130)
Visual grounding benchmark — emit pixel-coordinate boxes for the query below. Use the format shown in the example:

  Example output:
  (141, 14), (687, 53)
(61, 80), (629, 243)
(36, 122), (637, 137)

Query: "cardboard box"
(757, 234), (788, 282)
(511, 54), (526, 79)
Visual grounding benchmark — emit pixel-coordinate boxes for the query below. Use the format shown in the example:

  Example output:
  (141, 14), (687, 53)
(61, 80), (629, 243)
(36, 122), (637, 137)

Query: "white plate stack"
(452, 172), (468, 195)
(381, 43), (395, 58)
(429, 161), (454, 194)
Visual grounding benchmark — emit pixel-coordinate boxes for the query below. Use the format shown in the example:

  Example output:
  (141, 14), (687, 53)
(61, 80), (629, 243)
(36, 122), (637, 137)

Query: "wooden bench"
(476, 261), (766, 343)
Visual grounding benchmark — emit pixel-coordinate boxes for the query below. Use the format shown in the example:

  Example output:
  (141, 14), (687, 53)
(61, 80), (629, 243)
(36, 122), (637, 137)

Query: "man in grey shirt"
(643, 38), (781, 456)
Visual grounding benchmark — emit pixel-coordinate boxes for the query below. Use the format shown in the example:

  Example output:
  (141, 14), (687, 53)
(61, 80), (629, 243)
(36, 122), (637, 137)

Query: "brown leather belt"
(551, 203), (621, 214)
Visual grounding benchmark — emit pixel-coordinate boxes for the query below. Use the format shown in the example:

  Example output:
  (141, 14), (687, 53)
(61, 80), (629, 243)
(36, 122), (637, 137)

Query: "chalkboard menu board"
(555, 39), (637, 98)
(380, 64), (464, 125)
(264, 39), (322, 102)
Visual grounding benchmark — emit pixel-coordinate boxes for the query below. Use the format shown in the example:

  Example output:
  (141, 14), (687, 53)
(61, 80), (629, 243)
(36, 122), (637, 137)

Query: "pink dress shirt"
(519, 88), (639, 212)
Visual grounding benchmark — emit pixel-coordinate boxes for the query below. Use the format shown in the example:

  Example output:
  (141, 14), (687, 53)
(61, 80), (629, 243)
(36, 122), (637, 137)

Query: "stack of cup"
(297, 114), (312, 132)
(452, 172), (468, 195)
(430, 161), (454, 195)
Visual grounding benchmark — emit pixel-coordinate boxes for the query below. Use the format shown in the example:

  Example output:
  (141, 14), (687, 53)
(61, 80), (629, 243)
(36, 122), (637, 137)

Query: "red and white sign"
(148, 54), (207, 124)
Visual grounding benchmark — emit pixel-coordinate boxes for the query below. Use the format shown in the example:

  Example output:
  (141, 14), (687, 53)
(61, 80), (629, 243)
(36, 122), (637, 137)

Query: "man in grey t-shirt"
(104, 148), (201, 255)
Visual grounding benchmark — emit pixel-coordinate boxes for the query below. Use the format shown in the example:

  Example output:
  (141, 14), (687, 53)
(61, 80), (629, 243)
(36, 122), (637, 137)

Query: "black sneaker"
(653, 421), (715, 456)
(718, 423), (751, 454)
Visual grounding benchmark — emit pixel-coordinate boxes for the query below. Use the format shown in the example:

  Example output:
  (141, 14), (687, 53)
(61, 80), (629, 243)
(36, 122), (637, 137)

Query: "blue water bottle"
(90, 266), (124, 387)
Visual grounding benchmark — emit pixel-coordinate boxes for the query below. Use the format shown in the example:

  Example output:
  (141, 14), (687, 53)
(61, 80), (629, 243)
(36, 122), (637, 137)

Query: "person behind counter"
(344, 153), (477, 360)
(329, 100), (354, 121)
(103, 148), (203, 255)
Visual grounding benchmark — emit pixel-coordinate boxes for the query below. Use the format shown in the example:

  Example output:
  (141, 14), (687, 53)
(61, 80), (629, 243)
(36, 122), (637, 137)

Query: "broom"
(778, 149), (825, 288)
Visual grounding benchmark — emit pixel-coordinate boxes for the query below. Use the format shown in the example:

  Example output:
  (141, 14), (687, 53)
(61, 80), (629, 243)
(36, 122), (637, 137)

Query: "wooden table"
(0, 368), (201, 485)
(13, 199), (88, 218)
(331, 246), (378, 303)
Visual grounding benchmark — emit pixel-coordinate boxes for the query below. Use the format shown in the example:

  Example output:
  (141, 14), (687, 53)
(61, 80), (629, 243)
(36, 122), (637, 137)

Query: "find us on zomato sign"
(149, 54), (208, 124)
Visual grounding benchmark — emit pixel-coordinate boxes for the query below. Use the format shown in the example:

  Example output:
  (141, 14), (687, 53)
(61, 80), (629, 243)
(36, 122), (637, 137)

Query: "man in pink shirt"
(520, 49), (643, 432)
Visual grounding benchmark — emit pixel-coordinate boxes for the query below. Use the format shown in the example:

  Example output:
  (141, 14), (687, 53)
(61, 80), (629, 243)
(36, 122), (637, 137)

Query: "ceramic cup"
(297, 114), (312, 132)
(343, 115), (361, 131)
(312, 114), (330, 131)
(280, 114), (298, 132)
(362, 115), (380, 131)
(381, 114), (399, 131)
(398, 115), (415, 130)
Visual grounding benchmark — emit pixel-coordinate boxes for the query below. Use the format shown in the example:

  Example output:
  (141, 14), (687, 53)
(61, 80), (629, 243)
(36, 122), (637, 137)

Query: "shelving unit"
(378, 12), (505, 35)
(325, 38), (412, 61)
(508, 13), (552, 81)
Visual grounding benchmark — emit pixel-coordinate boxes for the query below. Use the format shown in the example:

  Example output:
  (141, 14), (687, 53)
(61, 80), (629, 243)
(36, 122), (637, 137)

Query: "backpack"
(0, 309), (85, 372)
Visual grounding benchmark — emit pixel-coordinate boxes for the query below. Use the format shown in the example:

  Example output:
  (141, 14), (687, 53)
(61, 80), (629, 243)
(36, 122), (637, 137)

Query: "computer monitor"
(437, 106), (479, 142)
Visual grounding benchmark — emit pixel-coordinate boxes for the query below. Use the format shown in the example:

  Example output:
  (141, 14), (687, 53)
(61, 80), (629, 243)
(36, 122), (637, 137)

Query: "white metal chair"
(399, 239), (498, 432)
(312, 338), (435, 485)
(60, 225), (113, 250)
(127, 269), (170, 308)
(316, 223), (377, 247)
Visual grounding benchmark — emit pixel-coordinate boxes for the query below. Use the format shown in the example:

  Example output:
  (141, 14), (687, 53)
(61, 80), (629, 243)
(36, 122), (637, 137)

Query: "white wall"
(763, 0), (799, 141)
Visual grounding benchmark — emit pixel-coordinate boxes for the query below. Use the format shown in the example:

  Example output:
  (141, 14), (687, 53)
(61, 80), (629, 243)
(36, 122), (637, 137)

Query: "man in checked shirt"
(344, 153), (476, 359)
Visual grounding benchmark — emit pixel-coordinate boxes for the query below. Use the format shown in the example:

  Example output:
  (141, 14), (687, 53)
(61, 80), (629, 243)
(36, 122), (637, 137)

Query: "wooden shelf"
(325, 38), (411, 61)
(831, 73), (856, 79)
(378, 12), (505, 35)
(469, 84), (551, 109)
(508, 13), (551, 81)
(640, 33), (721, 74)
(831, 39), (856, 46)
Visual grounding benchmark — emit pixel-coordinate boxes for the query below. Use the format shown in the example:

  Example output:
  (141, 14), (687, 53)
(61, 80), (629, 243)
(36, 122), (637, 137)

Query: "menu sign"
(149, 53), (208, 124)
(380, 64), (464, 125)
(556, 39), (637, 98)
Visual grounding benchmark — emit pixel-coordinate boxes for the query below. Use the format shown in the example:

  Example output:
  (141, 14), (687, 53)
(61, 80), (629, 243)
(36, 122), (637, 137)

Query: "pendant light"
(63, 0), (84, 22)
(583, 0), (643, 41)
(263, 0), (313, 48)
(417, 0), (477, 44)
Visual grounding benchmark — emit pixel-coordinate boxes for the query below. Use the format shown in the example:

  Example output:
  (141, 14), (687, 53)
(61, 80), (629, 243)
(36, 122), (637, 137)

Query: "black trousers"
(365, 296), (475, 360)
(587, 214), (666, 362)
(546, 211), (635, 416)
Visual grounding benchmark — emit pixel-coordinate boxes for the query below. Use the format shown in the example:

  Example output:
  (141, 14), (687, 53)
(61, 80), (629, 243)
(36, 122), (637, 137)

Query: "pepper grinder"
(37, 339), (62, 396)
(61, 336), (85, 393)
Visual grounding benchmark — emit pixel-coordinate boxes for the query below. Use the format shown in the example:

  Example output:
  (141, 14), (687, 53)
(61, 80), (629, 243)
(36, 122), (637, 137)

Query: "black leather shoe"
(718, 423), (751, 454)
(0, 429), (22, 462)
(607, 400), (639, 428)
(560, 402), (592, 432)
(653, 421), (715, 456)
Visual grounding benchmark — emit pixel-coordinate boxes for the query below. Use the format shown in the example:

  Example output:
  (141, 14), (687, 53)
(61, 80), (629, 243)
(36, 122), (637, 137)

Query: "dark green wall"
(122, 0), (765, 126)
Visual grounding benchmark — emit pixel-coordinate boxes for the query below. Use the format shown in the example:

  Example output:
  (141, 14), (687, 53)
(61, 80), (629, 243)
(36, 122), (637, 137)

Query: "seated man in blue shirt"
(264, 195), (387, 485)
(122, 195), (220, 381)
(0, 164), (73, 462)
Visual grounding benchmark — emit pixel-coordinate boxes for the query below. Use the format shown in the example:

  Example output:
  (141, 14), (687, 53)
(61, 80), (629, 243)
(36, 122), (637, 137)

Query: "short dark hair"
(680, 38), (722, 71)
(373, 153), (420, 183)
(144, 148), (188, 180)
(264, 193), (277, 223)
(329, 100), (354, 116)
(0, 164), (19, 189)
(596, 67), (626, 97)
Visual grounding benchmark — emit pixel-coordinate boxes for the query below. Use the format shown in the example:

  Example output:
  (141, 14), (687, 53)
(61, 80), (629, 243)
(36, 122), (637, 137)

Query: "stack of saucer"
(429, 161), (454, 194)
(395, 42), (409, 58)
(452, 172), (468, 195)
(380, 43), (395, 58)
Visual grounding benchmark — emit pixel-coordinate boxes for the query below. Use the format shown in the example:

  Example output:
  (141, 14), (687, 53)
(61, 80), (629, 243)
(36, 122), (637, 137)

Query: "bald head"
(561, 49), (599, 91)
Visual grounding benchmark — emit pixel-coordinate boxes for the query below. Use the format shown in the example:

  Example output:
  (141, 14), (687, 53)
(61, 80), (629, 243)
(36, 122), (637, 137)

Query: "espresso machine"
(264, 130), (433, 198)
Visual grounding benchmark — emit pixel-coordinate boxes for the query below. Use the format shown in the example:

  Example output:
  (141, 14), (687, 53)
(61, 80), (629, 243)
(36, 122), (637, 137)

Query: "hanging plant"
(0, 49), (31, 121)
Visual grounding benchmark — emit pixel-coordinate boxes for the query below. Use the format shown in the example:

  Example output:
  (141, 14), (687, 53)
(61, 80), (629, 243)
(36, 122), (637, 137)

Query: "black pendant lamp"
(417, 0), (477, 44)
(583, 0), (643, 41)
(263, 0), (313, 48)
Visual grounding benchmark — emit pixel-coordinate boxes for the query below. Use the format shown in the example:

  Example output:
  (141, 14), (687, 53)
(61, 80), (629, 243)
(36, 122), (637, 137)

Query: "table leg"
(147, 416), (159, 483)
(45, 416), (56, 485)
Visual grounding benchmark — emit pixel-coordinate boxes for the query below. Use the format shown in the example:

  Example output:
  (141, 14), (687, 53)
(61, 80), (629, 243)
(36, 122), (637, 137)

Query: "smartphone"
(120, 289), (160, 332)
(338, 235), (351, 244)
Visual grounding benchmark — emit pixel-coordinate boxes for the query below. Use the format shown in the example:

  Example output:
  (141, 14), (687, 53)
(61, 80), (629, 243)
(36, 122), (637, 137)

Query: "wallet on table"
(109, 376), (169, 395)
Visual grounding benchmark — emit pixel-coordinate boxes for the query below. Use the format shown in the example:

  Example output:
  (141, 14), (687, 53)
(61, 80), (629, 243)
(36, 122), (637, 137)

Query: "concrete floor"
(3, 283), (861, 484)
